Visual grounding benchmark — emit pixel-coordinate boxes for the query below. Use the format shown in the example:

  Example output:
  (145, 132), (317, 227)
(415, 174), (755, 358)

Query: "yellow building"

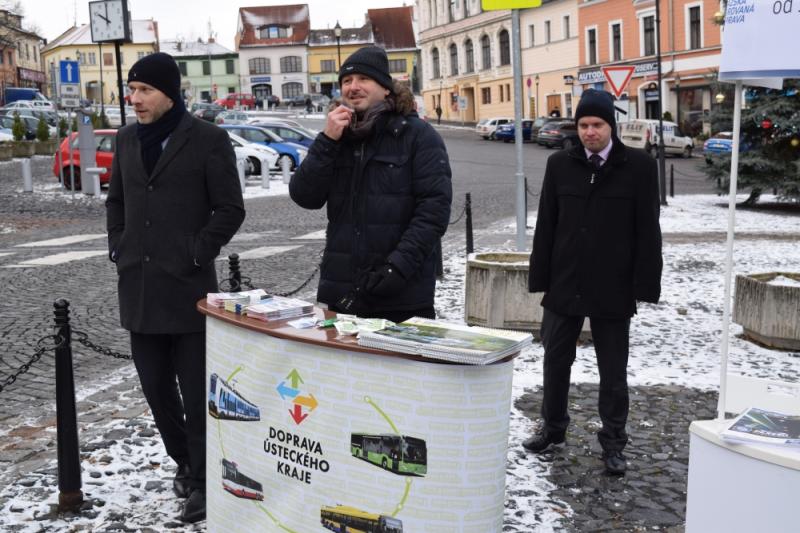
(307, 26), (372, 97)
(41, 20), (159, 104)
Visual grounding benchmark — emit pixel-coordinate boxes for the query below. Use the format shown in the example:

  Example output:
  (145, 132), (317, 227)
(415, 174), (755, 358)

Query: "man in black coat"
(106, 53), (245, 522)
(290, 46), (452, 322)
(524, 89), (662, 475)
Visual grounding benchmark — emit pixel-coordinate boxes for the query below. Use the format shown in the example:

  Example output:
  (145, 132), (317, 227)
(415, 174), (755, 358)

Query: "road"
(0, 121), (718, 476)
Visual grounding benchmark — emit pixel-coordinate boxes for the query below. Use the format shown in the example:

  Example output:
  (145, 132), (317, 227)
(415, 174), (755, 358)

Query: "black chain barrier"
(448, 203), (467, 225)
(72, 330), (132, 360)
(672, 167), (708, 179)
(525, 181), (538, 198)
(271, 263), (320, 297)
(218, 275), (255, 292)
(0, 334), (65, 394)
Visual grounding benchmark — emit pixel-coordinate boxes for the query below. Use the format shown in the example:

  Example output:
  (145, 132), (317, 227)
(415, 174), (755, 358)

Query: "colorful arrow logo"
(277, 369), (317, 425)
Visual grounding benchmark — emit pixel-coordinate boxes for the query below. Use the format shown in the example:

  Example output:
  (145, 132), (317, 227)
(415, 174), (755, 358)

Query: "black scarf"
(344, 98), (395, 141)
(136, 99), (186, 176)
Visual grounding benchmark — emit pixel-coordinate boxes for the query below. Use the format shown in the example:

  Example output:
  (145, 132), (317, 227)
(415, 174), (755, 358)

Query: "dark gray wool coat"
(529, 138), (662, 319)
(106, 113), (245, 333)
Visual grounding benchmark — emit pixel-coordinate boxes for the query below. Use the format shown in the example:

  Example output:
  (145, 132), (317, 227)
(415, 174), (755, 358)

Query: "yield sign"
(602, 66), (635, 98)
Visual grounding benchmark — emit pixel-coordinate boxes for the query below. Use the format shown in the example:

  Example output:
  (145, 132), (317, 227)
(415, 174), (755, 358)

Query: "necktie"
(589, 153), (603, 169)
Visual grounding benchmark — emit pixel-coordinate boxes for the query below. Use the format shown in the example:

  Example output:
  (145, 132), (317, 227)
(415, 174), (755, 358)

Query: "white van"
(476, 117), (512, 140)
(619, 119), (694, 158)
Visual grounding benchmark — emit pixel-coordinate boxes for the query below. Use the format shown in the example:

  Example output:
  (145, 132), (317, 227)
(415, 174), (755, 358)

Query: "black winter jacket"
(529, 138), (662, 319)
(290, 111), (452, 313)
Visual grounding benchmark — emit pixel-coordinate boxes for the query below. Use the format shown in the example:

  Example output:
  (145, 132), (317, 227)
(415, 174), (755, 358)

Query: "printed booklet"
(719, 407), (800, 447)
(357, 317), (532, 365)
(246, 297), (315, 322)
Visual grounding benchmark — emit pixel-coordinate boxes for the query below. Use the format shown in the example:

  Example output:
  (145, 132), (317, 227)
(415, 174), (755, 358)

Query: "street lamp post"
(334, 21), (342, 95)
(535, 74), (540, 117)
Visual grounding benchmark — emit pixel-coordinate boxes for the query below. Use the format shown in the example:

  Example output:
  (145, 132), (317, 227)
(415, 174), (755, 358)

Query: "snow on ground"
(1, 193), (798, 532)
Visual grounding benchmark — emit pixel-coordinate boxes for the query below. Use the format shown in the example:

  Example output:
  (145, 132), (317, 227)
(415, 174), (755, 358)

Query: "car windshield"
(713, 132), (733, 140)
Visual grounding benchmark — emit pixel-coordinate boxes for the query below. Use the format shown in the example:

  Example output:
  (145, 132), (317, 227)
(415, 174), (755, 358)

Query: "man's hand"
(323, 104), (354, 141)
(365, 263), (406, 297)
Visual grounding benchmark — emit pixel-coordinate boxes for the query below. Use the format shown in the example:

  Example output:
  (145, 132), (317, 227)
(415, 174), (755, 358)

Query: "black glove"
(365, 263), (406, 297)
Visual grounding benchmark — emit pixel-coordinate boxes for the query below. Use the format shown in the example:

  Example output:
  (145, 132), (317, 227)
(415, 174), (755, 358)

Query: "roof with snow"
(42, 20), (159, 52)
(368, 6), (416, 50)
(237, 4), (310, 48)
(308, 24), (373, 47)
(160, 40), (235, 57)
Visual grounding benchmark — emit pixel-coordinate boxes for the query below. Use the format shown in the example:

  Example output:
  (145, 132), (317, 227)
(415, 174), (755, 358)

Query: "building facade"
(369, 7), (419, 92)
(41, 20), (159, 104)
(161, 39), (239, 104)
(307, 24), (372, 97)
(0, 9), (47, 101)
(236, 4), (310, 102)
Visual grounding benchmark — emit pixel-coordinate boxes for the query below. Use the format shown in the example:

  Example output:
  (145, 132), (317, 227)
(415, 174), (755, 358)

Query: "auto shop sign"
(578, 61), (658, 84)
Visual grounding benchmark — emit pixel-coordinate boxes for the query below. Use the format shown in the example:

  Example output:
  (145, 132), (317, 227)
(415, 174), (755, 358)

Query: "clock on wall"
(89, 0), (131, 43)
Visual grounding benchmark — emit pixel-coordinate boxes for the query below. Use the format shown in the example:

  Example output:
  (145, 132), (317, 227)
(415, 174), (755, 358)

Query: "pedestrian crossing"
(0, 231), (326, 269)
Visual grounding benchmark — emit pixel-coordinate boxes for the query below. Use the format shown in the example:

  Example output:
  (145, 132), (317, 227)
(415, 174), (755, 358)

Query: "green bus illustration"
(350, 433), (427, 476)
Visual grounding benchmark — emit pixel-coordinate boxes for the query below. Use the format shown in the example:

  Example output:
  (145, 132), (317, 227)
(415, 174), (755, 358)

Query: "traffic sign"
(602, 66), (635, 98)
(59, 60), (80, 85)
(60, 97), (80, 108)
(60, 84), (79, 96)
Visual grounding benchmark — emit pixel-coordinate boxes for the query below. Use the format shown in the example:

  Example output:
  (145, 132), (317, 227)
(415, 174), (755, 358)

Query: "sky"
(22, 0), (413, 50)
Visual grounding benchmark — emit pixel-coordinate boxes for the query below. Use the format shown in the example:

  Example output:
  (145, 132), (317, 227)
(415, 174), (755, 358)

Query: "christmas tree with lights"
(704, 80), (800, 205)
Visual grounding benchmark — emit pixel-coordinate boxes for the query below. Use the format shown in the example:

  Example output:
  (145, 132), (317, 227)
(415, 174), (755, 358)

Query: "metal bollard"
(236, 157), (246, 194)
(86, 167), (106, 197)
(669, 164), (674, 198)
(281, 156), (292, 184)
(465, 193), (474, 255)
(228, 253), (242, 292)
(260, 156), (270, 190)
(21, 158), (33, 192)
(54, 299), (84, 512)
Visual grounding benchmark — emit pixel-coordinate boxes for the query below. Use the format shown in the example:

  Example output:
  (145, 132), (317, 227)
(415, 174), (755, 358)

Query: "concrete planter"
(464, 252), (590, 338)
(0, 143), (13, 161)
(34, 139), (57, 155)
(11, 141), (35, 158)
(733, 272), (800, 350)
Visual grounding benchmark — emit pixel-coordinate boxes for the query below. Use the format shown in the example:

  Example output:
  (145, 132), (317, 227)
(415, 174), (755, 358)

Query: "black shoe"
(602, 450), (627, 475)
(180, 489), (206, 523)
(173, 464), (191, 499)
(522, 432), (566, 453)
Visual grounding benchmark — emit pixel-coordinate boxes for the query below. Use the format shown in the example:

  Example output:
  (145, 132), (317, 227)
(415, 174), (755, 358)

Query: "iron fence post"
(670, 164), (675, 198)
(54, 299), (83, 512)
(228, 253), (242, 292)
(465, 193), (474, 255)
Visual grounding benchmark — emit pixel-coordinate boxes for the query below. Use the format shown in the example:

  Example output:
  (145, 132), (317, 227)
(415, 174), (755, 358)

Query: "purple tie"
(589, 153), (603, 169)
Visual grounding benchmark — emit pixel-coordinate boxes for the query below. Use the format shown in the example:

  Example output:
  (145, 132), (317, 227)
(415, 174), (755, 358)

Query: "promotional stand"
(198, 301), (518, 532)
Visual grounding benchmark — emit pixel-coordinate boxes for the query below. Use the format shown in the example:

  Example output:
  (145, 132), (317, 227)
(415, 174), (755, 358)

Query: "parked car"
(218, 124), (307, 170)
(1, 107), (59, 127)
(5, 113), (57, 138)
(282, 94), (308, 108)
(0, 114), (35, 139)
(529, 117), (550, 143)
(618, 119), (694, 158)
(215, 110), (251, 125)
(495, 119), (533, 142)
(52, 130), (116, 190)
(537, 120), (580, 149)
(262, 94), (280, 108)
(191, 103), (225, 122)
(103, 106), (137, 127)
(250, 122), (315, 147)
(475, 117), (512, 140)
(226, 131), (279, 175)
(3, 99), (56, 112)
(215, 93), (256, 110)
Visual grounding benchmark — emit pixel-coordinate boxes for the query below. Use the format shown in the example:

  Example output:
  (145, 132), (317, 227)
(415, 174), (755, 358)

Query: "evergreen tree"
(11, 112), (25, 141)
(704, 80), (800, 205)
(36, 115), (49, 141)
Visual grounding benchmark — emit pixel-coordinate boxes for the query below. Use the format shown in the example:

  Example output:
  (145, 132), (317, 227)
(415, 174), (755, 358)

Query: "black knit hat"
(127, 52), (182, 104)
(339, 46), (393, 92)
(575, 88), (616, 131)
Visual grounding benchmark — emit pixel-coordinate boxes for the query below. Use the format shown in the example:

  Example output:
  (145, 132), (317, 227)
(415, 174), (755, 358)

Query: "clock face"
(89, 0), (129, 42)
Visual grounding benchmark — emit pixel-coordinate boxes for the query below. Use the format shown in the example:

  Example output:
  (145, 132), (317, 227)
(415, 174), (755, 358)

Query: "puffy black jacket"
(290, 111), (452, 313)
(529, 138), (662, 319)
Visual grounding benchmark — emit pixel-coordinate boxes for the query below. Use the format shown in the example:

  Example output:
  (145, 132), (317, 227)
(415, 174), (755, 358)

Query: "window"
(545, 21), (551, 43)
(249, 57), (270, 74)
(138, 51), (146, 60)
(321, 59), (336, 73)
(449, 43), (458, 76)
(228, 86), (235, 94)
(611, 22), (622, 61)
(88, 52), (97, 65)
(77, 51), (84, 65)
(687, 4), (702, 49)
(202, 60), (210, 75)
(643, 14), (656, 56)
(282, 82), (303, 99)
(280, 56), (302, 73)
(506, 83), (511, 101)
(499, 29), (510, 65)
(465, 39), (474, 73)
(449, 0), (456, 22)
(586, 27), (597, 65)
(388, 58), (407, 73)
(429, 0), (436, 27)
(259, 25), (291, 39)
(432, 48), (440, 78)
(103, 52), (113, 66)
(119, 52), (124, 65)
(529, 24), (535, 47)
(178, 61), (187, 76)
(481, 35), (491, 69)
(481, 86), (491, 104)
(563, 16), (570, 39)
(226, 59), (234, 74)
(8, 51), (12, 64)
(499, 84), (504, 102)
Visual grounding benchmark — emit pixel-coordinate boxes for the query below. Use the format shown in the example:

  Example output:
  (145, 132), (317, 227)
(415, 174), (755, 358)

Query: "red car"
(52, 130), (116, 190)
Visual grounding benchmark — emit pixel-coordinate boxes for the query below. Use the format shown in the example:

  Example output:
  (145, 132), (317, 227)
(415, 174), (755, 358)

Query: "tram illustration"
(350, 433), (427, 476)
(321, 505), (403, 533)
(208, 372), (260, 421)
(221, 458), (264, 501)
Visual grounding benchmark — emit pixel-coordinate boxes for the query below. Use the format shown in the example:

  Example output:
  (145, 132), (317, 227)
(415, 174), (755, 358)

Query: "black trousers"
(130, 331), (206, 489)
(540, 308), (631, 452)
